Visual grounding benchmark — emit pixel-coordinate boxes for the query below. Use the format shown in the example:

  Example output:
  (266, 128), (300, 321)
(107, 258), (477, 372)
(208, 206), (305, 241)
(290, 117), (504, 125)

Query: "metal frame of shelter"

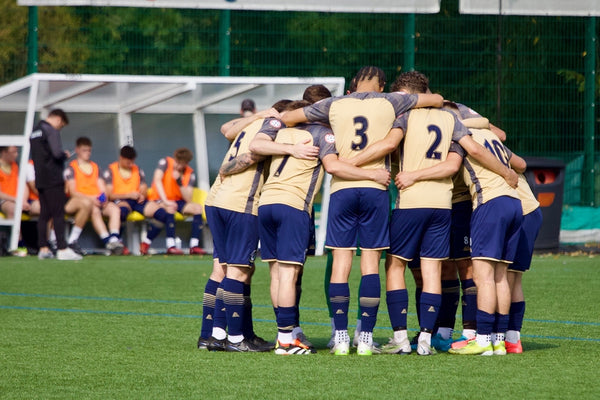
(0, 73), (345, 253)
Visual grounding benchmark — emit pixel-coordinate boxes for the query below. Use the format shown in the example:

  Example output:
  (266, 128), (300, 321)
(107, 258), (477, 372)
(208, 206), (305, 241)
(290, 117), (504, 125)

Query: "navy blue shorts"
(389, 208), (451, 261)
(326, 188), (389, 250)
(470, 196), (523, 263)
(449, 200), (472, 260)
(510, 208), (543, 272)
(115, 199), (147, 215)
(205, 205), (258, 267)
(258, 204), (310, 265)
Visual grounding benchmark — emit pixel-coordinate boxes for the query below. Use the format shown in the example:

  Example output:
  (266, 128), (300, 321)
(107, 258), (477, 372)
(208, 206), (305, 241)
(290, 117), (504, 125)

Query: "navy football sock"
(419, 292), (442, 332)
(329, 283), (350, 332)
(200, 279), (219, 339)
(358, 274), (380, 334)
(386, 289), (409, 330)
(223, 278), (245, 338)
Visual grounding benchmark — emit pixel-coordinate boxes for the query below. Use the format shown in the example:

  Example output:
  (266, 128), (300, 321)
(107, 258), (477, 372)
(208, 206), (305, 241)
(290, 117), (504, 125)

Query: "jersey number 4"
(228, 131), (246, 161)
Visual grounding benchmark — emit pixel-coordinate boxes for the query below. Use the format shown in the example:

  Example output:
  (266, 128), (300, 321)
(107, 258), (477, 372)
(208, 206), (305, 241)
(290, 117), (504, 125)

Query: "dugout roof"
(0, 73), (345, 250)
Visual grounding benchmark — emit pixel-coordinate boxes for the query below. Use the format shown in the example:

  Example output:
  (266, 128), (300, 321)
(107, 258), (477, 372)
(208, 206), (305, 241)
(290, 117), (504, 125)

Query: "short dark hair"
(348, 76), (358, 93)
(352, 66), (386, 90)
(174, 148), (193, 164)
(302, 85), (332, 104)
(283, 100), (311, 112)
(120, 145), (137, 160)
(76, 137), (92, 147)
(0, 146), (8, 153)
(48, 109), (69, 125)
(271, 99), (293, 113)
(241, 99), (256, 112)
(391, 71), (430, 94)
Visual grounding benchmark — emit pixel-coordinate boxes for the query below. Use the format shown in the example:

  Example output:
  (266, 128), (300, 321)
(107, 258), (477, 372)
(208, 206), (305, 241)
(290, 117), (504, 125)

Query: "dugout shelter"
(0, 73), (345, 253)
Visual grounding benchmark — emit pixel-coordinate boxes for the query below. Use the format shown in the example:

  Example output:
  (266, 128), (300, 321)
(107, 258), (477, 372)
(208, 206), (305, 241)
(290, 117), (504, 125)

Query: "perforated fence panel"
(2, 0), (598, 204)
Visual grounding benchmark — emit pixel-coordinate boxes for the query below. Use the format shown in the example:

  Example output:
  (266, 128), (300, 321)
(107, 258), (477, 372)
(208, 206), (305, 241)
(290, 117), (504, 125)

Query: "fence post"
(27, 6), (38, 74)
(403, 13), (415, 71)
(583, 17), (597, 206)
(219, 9), (231, 76)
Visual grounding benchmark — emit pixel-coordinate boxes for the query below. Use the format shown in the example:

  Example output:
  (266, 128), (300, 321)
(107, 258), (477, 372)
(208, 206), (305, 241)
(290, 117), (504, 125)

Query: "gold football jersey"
(206, 119), (268, 215)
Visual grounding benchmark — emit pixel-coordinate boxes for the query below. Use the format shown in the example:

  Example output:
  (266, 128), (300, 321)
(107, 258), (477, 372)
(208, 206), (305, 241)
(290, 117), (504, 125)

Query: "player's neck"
(0, 159), (12, 172)
(119, 166), (132, 178)
(356, 83), (381, 93)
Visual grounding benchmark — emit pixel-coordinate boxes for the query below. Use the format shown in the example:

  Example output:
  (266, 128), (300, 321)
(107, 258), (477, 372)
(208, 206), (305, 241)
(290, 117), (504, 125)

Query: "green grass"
(1, 254), (599, 399)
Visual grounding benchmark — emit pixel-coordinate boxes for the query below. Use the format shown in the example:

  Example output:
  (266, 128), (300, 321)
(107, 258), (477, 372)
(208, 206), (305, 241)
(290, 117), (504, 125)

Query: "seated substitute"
(0, 146), (32, 219)
(142, 147), (206, 255)
(102, 145), (161, 255)
(64, 137), (124, 255)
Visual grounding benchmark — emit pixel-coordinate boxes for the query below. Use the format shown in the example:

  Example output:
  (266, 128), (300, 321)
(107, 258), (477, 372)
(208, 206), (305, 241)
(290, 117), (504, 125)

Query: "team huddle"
(1, 65), (541, 357)
(196, 66), (542, 356)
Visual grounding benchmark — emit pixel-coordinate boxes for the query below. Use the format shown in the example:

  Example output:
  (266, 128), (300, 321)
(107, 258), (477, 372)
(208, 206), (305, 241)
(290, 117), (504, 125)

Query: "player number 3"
(351, 116), (369, 150)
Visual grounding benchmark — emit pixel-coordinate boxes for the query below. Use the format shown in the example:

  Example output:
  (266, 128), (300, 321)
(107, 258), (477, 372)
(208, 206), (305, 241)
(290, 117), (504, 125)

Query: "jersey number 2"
(426, 124), (442, 160)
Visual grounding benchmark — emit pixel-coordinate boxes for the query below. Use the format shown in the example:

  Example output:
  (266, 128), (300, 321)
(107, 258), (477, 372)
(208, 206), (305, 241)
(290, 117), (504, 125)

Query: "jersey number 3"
(351, 116), (368, 150)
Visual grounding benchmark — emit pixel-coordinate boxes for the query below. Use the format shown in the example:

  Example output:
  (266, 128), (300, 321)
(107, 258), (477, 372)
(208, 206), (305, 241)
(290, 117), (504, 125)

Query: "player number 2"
(351, 116), (368, 150)
(426, 124), (442, 160)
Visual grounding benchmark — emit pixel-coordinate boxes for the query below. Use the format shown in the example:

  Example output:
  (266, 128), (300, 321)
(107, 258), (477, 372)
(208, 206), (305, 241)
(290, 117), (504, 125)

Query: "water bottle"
(175, 237), (182, 250)
(97, 193), (107, 203)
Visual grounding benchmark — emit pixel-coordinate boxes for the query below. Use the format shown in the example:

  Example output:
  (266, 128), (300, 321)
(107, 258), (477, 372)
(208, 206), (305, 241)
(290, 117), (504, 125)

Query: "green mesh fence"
(1, 1), (598, 205)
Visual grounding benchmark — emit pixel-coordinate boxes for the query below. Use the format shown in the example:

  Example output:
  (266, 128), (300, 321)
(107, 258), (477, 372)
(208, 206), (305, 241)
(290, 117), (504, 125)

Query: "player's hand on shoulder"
(258, 108), (281, 119)
(292, 138), (319, 160)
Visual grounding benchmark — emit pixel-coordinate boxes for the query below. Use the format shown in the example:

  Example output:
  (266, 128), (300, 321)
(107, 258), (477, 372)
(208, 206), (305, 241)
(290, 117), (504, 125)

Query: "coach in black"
(30, 109), (81, 261)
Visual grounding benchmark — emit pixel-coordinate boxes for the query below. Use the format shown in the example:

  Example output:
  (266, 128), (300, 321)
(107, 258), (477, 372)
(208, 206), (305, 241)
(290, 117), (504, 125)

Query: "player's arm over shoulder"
(507, 149), (527, 174)
(414, 93), (444, 108)
(281, 107), (308, 127)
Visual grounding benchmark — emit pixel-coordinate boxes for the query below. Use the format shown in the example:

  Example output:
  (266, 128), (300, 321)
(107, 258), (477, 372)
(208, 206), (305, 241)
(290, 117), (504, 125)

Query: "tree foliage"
(0, 3), (597, 163)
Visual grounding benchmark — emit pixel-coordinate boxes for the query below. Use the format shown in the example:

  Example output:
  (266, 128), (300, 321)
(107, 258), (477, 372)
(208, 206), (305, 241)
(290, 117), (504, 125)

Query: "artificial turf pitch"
(1, 253), (598, 399)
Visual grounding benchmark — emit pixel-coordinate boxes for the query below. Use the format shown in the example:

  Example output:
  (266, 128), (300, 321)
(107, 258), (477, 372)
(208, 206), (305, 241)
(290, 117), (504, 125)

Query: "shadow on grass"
(310, 335), (390, 350)
(523, 341), (559, 352)
(311, 337), (561, 352)
(311, 337), (333, 350)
